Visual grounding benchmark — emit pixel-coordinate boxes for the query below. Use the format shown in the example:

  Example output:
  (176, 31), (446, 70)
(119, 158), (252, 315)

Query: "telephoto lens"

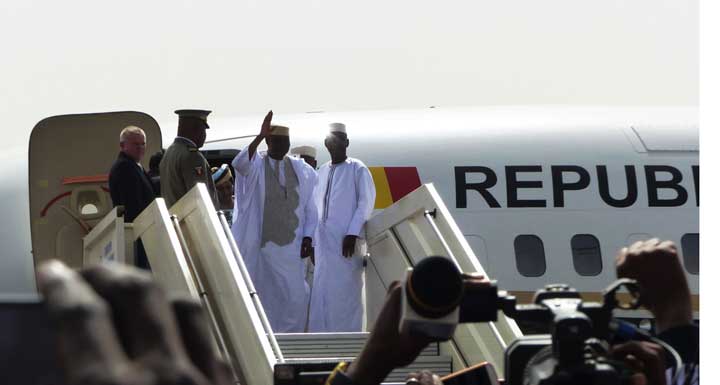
(407, 256), (464, 317)
(400, 256), (464, 339)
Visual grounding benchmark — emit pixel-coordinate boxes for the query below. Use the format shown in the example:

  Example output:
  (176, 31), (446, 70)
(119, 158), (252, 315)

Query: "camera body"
(499, 282), (642, 385)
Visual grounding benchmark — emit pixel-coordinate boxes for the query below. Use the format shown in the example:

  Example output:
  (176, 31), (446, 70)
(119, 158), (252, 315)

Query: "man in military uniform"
(159, 109), (219, 208)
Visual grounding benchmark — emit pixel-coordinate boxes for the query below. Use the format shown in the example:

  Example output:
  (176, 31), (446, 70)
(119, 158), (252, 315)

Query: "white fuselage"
(0, 106), (699, 307)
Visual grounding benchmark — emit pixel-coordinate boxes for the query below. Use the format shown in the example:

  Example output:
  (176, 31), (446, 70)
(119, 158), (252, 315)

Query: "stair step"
(274, 355), (452, 384)
(274, 332), (440, 359)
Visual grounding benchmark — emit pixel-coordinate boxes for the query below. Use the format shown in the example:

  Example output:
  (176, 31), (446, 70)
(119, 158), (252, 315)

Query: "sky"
(0, 0), (703, 298)
(0, 0), (697, 149)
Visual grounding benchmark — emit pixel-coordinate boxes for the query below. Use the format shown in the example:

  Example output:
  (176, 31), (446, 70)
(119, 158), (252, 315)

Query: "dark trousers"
(134, 239), (152, 271)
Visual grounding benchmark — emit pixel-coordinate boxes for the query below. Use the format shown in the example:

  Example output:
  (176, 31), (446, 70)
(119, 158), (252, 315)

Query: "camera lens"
(407, 256), (464, 318)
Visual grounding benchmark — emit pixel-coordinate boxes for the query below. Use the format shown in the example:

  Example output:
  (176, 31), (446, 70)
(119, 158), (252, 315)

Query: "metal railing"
(215, 212), (285, 363)
(170, 215), (238, 382)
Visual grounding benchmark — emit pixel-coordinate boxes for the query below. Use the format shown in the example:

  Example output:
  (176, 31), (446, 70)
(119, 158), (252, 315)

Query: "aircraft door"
(29, 112), (163, 268)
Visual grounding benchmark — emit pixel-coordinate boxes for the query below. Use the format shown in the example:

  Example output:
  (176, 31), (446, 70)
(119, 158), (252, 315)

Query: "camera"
(399, 255), (502, 339)
(501, 283), (629, 385)
(400, 256), (680, 385)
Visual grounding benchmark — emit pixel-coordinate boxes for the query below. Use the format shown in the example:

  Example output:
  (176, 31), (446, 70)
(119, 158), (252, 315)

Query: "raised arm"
(247, 110), (273, 161)
(615, 239), (693, 332)
(232, 110), (273, 176)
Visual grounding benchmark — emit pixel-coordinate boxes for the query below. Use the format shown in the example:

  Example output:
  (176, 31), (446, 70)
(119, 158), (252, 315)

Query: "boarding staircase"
(274, 333), (452, 384)
(82, 183), (522, 384)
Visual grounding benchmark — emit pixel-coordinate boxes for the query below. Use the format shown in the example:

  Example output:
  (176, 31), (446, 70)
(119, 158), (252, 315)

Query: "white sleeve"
(314, 169), (325, 222)
(346, 164), (376, 237)
(232, 146), (261, 177)
(232, 148), (263, 212)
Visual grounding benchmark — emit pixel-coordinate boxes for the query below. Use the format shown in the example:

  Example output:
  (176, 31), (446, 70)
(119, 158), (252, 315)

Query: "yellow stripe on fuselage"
(369, 167), (393, 209)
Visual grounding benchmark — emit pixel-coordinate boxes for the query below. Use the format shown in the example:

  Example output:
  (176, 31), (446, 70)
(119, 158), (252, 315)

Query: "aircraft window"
(681, 233), (699, 275)
(80, 203), (99, 215)
(514, 235), (546, 277)
(571, 234), (603, 276)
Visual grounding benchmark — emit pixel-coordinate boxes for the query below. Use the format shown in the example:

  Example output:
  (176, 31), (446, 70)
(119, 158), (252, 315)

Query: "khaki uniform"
(159, 137), (219, 208)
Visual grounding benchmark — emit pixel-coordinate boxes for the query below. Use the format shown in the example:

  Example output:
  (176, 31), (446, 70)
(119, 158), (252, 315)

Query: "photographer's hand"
(612, 341), (667, 385)
(615, 239), (693, 333)
(346, 274), (491, 385)
(346, 281), (433, 385)
(38, 260), (232, 385)
(405, 370), (442, 385)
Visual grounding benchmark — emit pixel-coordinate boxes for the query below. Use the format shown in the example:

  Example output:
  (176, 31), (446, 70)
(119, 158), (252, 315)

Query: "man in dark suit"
(109, 125), (155, 270)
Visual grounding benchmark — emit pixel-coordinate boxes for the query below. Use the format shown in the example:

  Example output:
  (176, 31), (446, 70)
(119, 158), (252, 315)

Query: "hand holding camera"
(616, 239), (693, 333)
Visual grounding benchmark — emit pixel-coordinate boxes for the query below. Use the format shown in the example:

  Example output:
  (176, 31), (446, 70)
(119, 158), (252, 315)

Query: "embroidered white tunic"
(231, 148), (318, 332)
(309, 157), (376, 332)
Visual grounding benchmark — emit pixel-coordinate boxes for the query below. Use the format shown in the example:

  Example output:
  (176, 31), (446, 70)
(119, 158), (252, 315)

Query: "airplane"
(0, 105), (699, 320)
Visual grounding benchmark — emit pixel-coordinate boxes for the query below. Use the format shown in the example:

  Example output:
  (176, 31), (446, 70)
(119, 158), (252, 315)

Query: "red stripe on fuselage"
(385, 167), (422, 202)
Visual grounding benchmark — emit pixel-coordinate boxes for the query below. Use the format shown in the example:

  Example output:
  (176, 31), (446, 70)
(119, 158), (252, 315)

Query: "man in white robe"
(291, 145), (318, 170)
(309, 123), (376, 332)
(231, 111), (318, 332)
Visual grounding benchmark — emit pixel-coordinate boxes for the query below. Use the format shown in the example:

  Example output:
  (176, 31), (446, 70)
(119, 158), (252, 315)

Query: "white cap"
(329, 122), (346, 134)
(291, 145), (317, 158)
(270, 125), (290, 136)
